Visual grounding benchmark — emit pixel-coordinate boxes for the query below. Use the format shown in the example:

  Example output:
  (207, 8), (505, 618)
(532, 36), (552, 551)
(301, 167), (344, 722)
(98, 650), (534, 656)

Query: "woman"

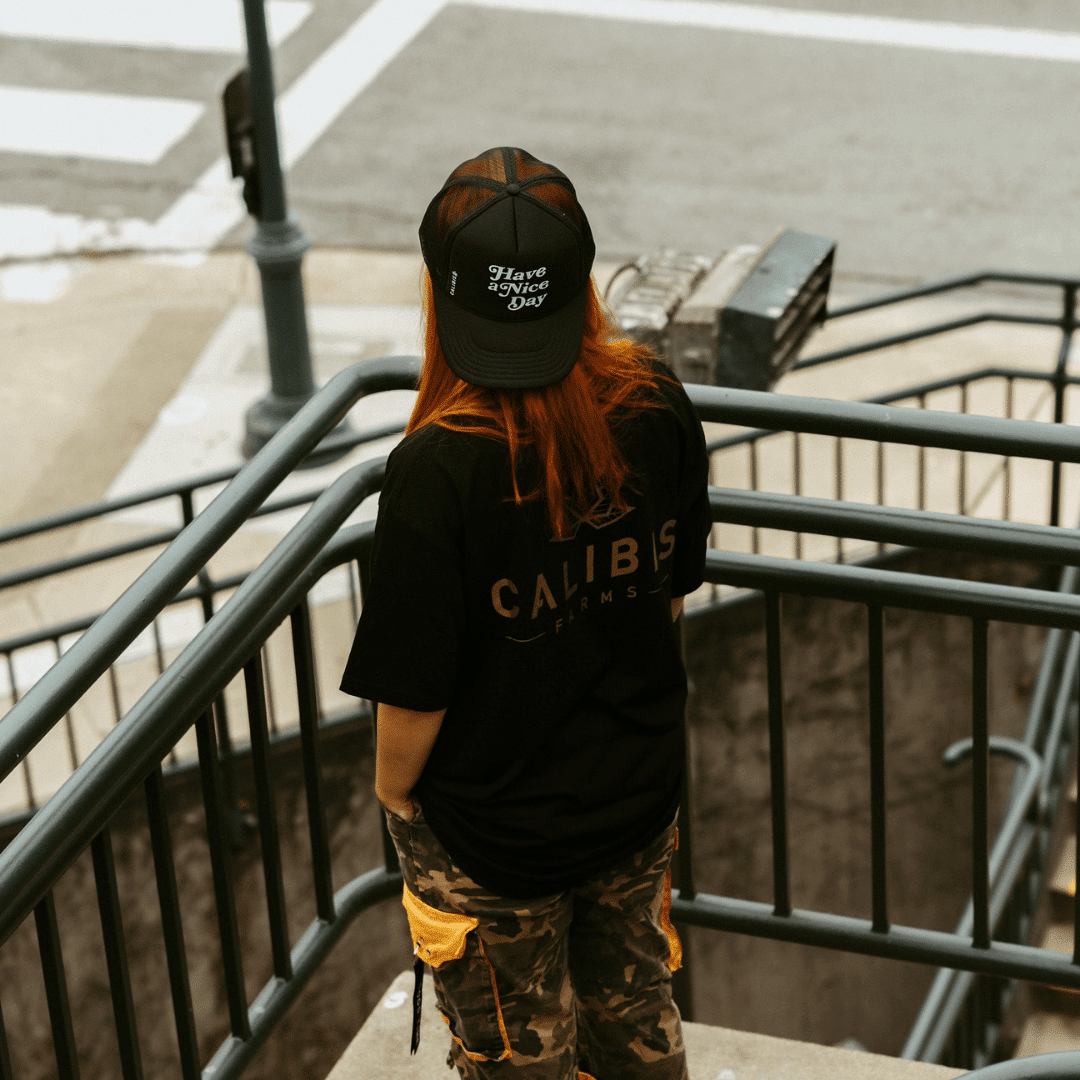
(341, 147), (711, 1080)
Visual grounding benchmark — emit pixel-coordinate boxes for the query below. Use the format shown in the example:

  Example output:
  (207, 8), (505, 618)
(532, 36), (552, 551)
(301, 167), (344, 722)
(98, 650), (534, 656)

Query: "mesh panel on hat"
(433, 148), (584, 247)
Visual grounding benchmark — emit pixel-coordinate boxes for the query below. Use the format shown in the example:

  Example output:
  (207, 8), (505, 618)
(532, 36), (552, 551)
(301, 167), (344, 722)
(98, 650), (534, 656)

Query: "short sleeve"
(667, 378), (712, 598)
(339, 432), (464, 710)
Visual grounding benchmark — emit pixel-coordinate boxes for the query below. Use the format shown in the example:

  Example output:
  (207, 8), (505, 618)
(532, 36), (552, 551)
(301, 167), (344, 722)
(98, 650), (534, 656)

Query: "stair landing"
(329, 970), (966, 1080)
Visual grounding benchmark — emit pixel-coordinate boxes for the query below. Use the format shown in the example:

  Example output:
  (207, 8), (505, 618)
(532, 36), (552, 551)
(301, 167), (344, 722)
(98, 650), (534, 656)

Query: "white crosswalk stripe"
(3, 0), (1080, 263)
(467, 0), (1080, 63)
(0, 86), (204, 164)
(0, 0), (312, 53)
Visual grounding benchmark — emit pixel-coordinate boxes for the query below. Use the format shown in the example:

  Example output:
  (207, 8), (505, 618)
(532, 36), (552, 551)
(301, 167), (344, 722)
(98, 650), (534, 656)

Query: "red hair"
(408, 269), (673, 540)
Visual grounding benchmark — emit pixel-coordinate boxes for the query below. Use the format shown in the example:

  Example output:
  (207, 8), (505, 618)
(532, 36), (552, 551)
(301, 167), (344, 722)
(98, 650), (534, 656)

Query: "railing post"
(91, 828), (145, 1080)
(0, 993), (11, 1080)
(972, 618), (991, 951)
(238, 0), (348, 466)
(1049, 283), (1076, 528)
(34, 890), (80, 1080)
(765, 591), (791, 917)
(1074, 655), (1080, 966)
(868, 603), (889, 933)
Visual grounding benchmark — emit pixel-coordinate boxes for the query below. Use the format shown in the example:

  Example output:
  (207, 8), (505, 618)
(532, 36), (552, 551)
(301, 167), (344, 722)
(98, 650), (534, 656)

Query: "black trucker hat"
(419, 147), (596, 389)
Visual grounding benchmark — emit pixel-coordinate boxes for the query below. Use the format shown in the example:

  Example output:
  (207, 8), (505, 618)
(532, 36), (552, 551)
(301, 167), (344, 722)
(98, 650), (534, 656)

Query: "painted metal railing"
(0, 373), (414, 825)
(703, 269), (1078, 576)
(966, 1050), (1080, 1078)
(900, 564), (1080, 1068)
(3, 268), (1077, 816)
(2, 369), (1080, 1078)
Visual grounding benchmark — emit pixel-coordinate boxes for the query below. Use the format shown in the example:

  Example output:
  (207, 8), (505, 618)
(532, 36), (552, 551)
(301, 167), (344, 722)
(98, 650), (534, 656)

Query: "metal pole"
(239, 0), (348, 465)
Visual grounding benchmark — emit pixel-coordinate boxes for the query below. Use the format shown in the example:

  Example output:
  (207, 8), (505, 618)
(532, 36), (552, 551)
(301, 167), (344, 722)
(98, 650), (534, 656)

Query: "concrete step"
(1028, 923), (1080, 1013)
(1048, 835), (1076, 922)
(1015, 1010), (1080, 1058)
(329, 970), (965, 1080)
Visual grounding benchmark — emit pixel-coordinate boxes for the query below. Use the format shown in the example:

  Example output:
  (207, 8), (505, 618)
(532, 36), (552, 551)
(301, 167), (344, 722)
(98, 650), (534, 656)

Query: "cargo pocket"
(401, 883), (512, 1063)
(660, 827), (683, 973)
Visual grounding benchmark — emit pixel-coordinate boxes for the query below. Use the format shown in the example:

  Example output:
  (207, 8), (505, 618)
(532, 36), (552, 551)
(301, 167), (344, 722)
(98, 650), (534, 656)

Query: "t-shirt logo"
(490, 515), (678, 642)
(488, 264), (549, 312)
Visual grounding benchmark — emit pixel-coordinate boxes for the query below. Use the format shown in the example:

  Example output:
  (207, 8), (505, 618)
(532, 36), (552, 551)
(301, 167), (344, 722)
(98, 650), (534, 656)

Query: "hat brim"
(432, 280), (587, 390)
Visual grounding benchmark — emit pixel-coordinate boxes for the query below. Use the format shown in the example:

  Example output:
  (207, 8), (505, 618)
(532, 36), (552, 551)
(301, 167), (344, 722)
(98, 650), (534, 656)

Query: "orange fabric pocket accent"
(400, 884), (512, 1063)
(661, 826), (683, 972)
(401, 883), (478, 968)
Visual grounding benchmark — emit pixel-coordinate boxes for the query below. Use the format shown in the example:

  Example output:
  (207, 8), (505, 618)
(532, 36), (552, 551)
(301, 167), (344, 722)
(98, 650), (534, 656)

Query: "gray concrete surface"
(329, 969), (968, 1080)
(2, 1), (1079, 280)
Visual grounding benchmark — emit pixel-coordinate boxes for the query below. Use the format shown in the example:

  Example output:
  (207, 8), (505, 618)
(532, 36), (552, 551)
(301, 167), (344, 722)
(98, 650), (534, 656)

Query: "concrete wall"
(0, 721), (411, 1080)
(679, 551), (1051, 1054)
(0, 553), (1052, 1077)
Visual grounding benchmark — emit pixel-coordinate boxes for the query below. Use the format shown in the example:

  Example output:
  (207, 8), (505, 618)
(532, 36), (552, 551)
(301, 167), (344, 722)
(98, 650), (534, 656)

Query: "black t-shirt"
(340, 369), (711, 897)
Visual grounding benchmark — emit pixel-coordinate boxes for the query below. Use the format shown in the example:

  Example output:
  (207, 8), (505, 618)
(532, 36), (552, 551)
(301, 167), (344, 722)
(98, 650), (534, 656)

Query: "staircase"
(329, 971), (967, 1080)
(1015, 778), (1080, 1058)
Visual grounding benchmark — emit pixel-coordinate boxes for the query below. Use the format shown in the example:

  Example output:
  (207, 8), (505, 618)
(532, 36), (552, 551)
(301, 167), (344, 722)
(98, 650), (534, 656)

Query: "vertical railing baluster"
(194, 711), (251, 1039)
(876, 442), (886, 554)
(152, 619), (166, 677)
(212, 694), (241, 843)
(262, 645), (278, 736)
(792, 433), (802, 560)
(917, 394), (927, 512)
(55, 639), (79, 773)
(0, 992), (12, 1080)
(244, 656), (293, 979)
(958, 383), (969, 515)
(145, 765), (201, 1080)
(971, 618), (990, 951)
(34, 889), (80, 1080)
(1049, 283), (1075, 529)
(749, 440), (760, 555)
(151, 621), (182, 767)
(868, 603), (889, 933)
(1003, 378), (1013, 522)
(91, 829), (144, 1080)
(765, 592), (790, 917)
(108, 666), (122, 724)
(291, 600), (335, 922)
(1075, 646), (1080, 966)
(708, 452), (718, 602)
(346, 561), (359, 625)
(6, 652), (35, 809)
(834, 438), (843, 562)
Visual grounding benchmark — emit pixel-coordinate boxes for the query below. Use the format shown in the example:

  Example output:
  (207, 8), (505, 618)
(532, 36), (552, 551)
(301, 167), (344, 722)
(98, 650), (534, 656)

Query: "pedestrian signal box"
(222, 69), (262, 218)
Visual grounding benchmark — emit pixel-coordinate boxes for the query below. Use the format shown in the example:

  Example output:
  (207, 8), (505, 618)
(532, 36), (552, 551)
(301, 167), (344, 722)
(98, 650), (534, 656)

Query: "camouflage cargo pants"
(385, 807), (688, 1080)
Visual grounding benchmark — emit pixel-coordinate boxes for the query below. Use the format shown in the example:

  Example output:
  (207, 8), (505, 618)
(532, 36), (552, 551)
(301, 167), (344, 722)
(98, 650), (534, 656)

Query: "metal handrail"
(0, 424), (404, 593)
(901, 740), (1044, 1062)
(965, 1051), (1080, 1079)
(705, 365), (1080, 454)
(901, 563), (1080, 1064)
(5, 477), (1080, 1076)
(5, 267), (1077, 585)
(0, 355), (421, 787)
(690, 384), (1080, 461)
(5, 360), (1080, 1076)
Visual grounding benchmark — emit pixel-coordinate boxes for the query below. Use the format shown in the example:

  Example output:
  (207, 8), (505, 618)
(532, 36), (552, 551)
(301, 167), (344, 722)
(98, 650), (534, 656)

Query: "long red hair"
(407, 269), (672, 540)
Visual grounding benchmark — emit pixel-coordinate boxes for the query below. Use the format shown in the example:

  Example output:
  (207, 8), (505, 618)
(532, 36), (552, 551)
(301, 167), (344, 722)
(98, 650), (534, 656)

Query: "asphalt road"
(1, 0), (1079, 283)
